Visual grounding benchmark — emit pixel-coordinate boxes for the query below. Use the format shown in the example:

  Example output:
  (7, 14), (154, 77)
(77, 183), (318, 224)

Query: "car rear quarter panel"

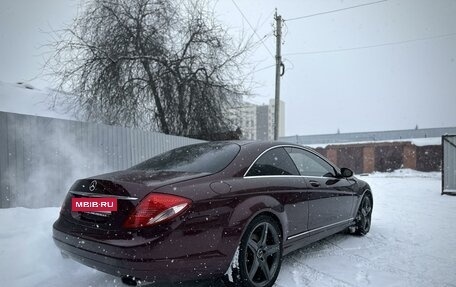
(152, 179), (279, 259)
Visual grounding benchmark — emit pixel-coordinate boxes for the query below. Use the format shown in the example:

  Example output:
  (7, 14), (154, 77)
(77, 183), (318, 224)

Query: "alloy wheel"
(356, 195), (372, 235)
(243, 221), (281, 286)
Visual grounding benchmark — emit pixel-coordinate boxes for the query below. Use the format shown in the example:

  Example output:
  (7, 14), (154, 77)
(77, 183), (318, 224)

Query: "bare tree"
(47, 0), (252, 140)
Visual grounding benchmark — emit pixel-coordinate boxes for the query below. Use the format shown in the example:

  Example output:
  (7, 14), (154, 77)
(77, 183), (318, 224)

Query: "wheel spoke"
(248, 257), (260, 280)
(259, 259), (271, 281)
(248, 238), (259, 253)
(259, 223), (268, 246)
(363, 198), (371, 212)
(361, 198), (371, 216)
(264, 243), (280, 257)
(365, 217), (371, 229)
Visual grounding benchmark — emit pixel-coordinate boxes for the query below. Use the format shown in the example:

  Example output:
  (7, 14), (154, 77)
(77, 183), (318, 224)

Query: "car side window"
(286, 147), (336, 177)
(246, 147), (299, 176)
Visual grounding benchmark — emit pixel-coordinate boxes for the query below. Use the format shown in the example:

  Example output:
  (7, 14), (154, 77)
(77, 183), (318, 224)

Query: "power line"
(243, 64), (276, 77)
(285, 0), (387, 22)
(251, 32), (273, 51)
(253, 64), (276, 73)
(283, 31), (456, 56)
(231, 0), (275, 59)
(259, 9), (276, 31)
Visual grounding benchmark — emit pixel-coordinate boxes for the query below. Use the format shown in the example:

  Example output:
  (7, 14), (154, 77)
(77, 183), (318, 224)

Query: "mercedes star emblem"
(89, 180), (97, 191)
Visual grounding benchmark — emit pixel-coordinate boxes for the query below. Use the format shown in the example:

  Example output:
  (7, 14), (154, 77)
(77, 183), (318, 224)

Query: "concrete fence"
(0, 111), (203, 208)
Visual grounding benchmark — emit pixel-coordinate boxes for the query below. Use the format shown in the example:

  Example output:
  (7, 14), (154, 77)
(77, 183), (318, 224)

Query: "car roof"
(236, 140), (307, 149)
(192, 140), (316, 154)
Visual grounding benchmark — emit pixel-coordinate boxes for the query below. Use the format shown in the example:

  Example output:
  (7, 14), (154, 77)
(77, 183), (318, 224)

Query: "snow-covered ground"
(1, 170), (455, 287)
(278, 170), (456, 287)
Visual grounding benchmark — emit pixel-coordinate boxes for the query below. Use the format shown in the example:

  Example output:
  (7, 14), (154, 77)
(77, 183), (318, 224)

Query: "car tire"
(354, 194), (372, 236)
(224, 215), (282, 287)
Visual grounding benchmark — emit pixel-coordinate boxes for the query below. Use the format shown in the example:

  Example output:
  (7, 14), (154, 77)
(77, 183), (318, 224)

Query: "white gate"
(442, 135), (456, 195)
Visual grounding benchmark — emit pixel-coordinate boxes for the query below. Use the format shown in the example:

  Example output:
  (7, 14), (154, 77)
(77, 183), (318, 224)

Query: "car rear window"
(130, 142), (240, 173)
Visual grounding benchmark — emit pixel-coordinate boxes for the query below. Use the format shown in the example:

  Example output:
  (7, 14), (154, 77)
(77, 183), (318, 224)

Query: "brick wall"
(314, 141), (440, 173)
(374, 144), (403, 172)
(416, 145), (441, 171)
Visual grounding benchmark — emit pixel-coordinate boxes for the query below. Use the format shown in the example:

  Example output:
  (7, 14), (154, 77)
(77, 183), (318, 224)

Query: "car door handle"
(309, 180), (320, 187)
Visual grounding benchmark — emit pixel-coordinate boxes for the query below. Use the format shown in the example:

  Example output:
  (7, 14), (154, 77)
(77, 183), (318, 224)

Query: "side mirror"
(340, 167), (353, 178)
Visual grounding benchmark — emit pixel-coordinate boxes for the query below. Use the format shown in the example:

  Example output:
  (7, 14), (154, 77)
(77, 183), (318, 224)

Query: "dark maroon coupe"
(53, 141), (373, 287)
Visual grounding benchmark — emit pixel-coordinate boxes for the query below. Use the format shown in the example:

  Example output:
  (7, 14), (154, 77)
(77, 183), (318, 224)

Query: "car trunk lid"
(59, 170), (208, 230)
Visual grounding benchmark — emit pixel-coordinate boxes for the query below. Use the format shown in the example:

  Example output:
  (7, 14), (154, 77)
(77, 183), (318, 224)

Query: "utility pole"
(274, 10), (282, 141)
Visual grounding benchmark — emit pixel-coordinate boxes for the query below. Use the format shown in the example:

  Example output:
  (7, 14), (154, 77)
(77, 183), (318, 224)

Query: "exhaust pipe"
(121, 275), (140, 286)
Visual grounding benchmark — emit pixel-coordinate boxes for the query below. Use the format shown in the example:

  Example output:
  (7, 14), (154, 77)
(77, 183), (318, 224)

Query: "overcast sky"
(1, 0), (455, 136)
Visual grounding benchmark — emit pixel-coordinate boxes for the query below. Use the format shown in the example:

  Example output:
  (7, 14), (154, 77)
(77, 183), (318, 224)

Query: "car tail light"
(123, 193), (191, 228)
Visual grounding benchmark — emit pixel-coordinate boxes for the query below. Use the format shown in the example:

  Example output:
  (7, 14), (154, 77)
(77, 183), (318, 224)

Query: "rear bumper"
(52, 220), (230, 282)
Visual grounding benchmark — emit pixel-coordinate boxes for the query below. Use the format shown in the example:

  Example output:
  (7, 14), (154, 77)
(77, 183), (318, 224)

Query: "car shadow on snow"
(280, 230), (371, 263)
(141, 232), (366, 287)
(140, 231), (371, 287)
(140, 278), (224, 287)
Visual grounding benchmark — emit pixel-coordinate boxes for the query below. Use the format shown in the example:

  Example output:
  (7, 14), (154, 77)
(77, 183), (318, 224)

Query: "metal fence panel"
(0, 113), (9, 207)
(0, 111), (204, 208)
(281, 127), (456, 145)
(442, 135), (456, 195)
